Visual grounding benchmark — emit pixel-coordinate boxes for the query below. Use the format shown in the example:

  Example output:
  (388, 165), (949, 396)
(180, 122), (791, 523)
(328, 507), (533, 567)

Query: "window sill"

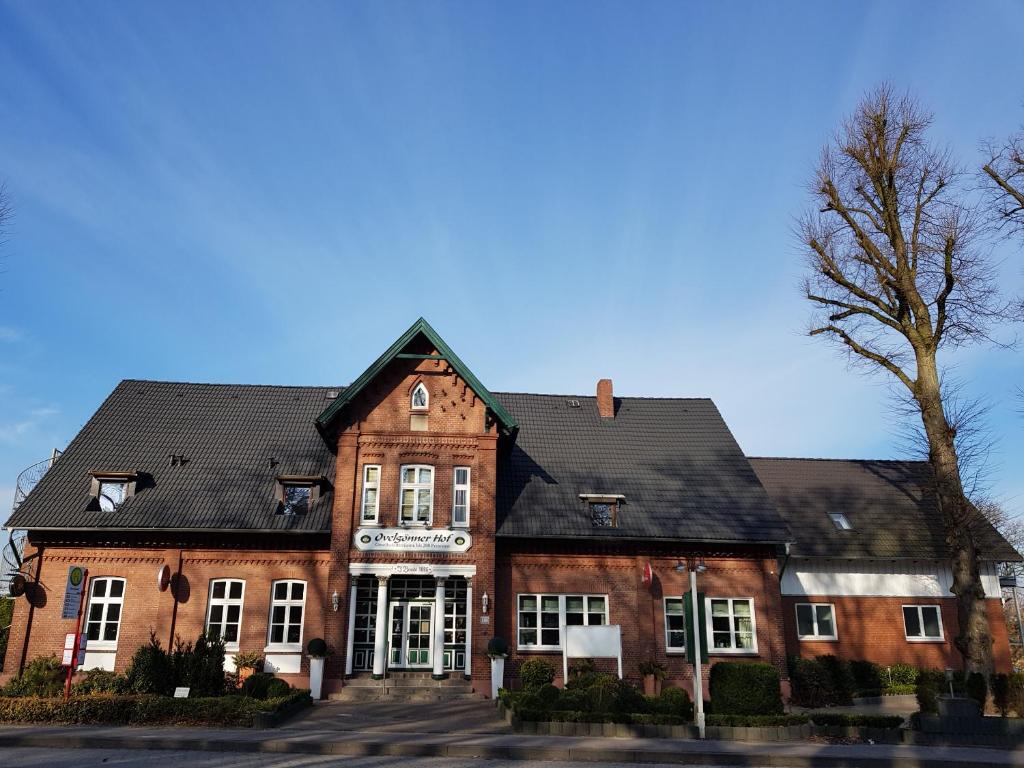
(516, 647), (563, 654)
(84, 642), (118, 652)
(665, 649), (688, 655)
(359, 521), (381, 527)
(264, 644), (303, 654)
(798, 636), (838, 642)
(906, 637), (945, 643)
(709, 649), (760, 656)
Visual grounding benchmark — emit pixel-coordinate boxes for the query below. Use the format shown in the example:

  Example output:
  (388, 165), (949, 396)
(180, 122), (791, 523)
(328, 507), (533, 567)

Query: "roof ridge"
(493, 391), (713, 401)
(748, 456), (929, 465)
(119, 379), (346, 390)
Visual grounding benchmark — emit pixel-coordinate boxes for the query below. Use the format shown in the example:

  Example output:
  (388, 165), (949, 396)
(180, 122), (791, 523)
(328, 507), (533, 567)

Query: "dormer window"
(828, 512), (852, 531)
(88, 471), (138, 512)
(579, 494), (625, 528)
(275, 475), (324, 516)
(411, 382), (429, 410)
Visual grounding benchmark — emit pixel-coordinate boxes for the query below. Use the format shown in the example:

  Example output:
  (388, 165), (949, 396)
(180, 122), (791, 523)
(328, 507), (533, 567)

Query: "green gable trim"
(316, 317), (518, 433)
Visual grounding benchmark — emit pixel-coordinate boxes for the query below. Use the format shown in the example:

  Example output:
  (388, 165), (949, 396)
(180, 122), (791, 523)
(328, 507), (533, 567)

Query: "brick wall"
(2, 541), (329, 687)
(496, 546), (789, 697)
(781, 595), (1013, 672)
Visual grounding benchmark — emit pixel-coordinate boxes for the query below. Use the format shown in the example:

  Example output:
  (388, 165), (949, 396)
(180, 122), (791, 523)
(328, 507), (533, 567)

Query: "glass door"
(388, 601), (433, 668)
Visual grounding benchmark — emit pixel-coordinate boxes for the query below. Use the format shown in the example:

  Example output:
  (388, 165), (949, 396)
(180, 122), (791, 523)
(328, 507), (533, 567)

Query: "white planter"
(490, 656), (505, 699)
(309, 657), (325, 700)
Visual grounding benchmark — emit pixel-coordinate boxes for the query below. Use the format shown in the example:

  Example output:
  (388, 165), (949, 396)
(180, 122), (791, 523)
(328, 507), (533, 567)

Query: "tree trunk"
(915, 350), (994, 673)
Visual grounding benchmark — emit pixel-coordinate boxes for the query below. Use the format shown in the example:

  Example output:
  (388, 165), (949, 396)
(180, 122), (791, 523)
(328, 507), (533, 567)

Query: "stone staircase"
(329, 671), (483, 702)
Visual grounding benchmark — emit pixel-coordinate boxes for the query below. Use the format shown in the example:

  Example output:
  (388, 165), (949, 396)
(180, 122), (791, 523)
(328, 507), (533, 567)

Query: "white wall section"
(781, 558), (1001, 598)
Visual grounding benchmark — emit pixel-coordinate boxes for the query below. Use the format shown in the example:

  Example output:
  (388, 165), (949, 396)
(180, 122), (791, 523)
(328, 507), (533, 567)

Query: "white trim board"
(781, 558), (1001, 598)
(348, 563), (477, 578)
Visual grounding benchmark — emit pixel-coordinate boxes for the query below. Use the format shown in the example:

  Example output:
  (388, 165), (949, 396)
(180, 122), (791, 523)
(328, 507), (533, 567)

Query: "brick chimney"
(597, 378), (614, 418)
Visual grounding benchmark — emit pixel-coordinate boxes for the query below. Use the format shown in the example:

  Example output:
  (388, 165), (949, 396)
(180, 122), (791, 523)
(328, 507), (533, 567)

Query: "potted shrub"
(233, 650), (264, 685)
(486, 637), (509, 700)
(307, 638), (330, 700)
(639, 660), (667, 696)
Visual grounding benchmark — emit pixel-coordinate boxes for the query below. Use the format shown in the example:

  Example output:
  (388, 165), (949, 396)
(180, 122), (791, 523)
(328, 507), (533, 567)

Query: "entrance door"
(389, 602), (433, 668)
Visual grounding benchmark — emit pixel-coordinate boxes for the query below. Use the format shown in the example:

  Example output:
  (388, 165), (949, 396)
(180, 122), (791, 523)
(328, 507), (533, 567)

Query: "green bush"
(242, 672), (277, 700)
(816, 655), (855, 705)
(652, 686), (693, 719)
(709, 662), (783, 716)
(882, 683), (917, 696)
(808, 712), (904, 728)
(265, 678), (291, 699)
(991, 673), (1011, 717)
(2, 655), (64, 698)
(0, 598), (13, 671)
(558, 687), (589, 712)
(0, 690), (311, 726)
(514, 708), (686, 725)
(519, 658), (556, 691)
(72, 669), (127, 696)
(966, 671), (988, 711)
(172, 633), (226, 697)
(789, 657), (833, 708)
(124, 634), (174, 696)
(1008, 672), (1024, 717)
(536, 683), (560, 708)
(706, 713), (808, 727)
(885, 663), (919, 687)
(915, 670), (941, 715)
(566, 659), (600, 690)
(850, 660), (883, 694)
(608, 679), (646, 714)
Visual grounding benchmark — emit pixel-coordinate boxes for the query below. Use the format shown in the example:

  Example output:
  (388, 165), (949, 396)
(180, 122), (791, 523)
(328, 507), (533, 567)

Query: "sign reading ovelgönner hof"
(354, 528), (472, 553)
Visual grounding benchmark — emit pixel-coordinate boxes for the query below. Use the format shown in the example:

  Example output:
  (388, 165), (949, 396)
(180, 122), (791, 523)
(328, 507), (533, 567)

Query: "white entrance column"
(372, 575), (389, 678)
(344, 580), (358, 676)
(463, 577), (473, 679)
(432, 577), (447, 679)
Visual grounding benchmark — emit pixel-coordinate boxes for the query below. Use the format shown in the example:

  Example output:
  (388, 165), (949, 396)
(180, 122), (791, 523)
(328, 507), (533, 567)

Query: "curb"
(1, 732), (1022, 767)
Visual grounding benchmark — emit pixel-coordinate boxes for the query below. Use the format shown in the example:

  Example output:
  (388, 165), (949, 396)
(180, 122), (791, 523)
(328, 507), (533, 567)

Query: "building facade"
(2, 319), (1017, 697)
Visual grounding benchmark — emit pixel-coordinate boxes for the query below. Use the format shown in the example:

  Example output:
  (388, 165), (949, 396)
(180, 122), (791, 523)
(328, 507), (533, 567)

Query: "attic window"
(411, 382), (429, 410)
(580, 494), (625, 528)
(275, 475), (323, 516)
(88, 471), (138, 512)
(828, 512), (852, 531)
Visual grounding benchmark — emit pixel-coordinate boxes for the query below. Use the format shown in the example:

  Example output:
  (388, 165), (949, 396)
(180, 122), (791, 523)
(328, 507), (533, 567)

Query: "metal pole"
(64, 569), (89, 702)
(690, 568), (705, 739)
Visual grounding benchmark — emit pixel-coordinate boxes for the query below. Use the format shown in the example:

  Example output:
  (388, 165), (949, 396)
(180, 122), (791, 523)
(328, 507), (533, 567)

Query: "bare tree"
(982, 124), (1024, 236)
(0, 182), (10, 281)
(800, 86), (1022, 672)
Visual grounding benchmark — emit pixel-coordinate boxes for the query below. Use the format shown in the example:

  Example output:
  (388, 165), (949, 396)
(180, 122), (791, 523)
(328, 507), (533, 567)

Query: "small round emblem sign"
(360, 534), (372, 544)
(455, 537), (466, 546)
(69, 566), (85, 587)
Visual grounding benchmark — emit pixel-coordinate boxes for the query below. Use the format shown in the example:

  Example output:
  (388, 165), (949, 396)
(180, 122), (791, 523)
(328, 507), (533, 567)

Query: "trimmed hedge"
(808, 712), (904, 728)
(0, 690), (310, 727)
(707, 714), (808, 727)
(515, 708), (687, 725)
(709, 662), (783, 716)
(519, 659), (556, 691)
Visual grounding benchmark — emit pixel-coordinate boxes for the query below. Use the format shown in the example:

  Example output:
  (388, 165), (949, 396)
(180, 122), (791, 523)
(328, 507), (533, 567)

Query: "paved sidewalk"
(2, 720), (1024, 767)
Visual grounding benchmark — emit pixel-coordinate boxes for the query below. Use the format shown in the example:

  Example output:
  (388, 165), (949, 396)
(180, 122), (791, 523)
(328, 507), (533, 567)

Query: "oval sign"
(157, 564), (172, 592)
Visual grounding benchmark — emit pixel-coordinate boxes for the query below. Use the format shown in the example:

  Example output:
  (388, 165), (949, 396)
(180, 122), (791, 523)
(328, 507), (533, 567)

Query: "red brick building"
(2, 319), (1017, 699)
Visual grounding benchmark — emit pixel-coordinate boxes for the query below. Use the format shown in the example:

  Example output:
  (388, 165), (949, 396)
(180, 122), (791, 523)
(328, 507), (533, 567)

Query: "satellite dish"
(157, 564), (171, 592)
(8, 574), (27, 598)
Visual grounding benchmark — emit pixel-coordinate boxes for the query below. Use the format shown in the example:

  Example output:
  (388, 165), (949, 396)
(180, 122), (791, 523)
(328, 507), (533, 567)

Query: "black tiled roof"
(493, 393), (792, 544)
(5, 381), (338, 532)
(749, 457), (1020, 562)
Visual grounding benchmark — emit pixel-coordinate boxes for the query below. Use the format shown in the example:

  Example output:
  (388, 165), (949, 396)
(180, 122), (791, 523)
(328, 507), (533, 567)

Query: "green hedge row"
(514, 708), (687, 725)
(0, 690), (310, 727)
(705, 712), (903, 728)
(707, 714), (808, 727)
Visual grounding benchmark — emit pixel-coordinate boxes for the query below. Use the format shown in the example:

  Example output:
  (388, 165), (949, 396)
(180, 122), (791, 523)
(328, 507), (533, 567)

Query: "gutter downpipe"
(17, 543), (44, 676)
(778, 541), (793, 581)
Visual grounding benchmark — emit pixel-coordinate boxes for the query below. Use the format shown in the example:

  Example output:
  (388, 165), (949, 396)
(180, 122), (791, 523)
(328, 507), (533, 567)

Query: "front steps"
(329, 671), (483, 702)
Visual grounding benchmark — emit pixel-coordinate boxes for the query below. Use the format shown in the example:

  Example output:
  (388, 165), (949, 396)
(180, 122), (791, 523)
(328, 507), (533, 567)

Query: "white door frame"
(389, 601), (434, 669)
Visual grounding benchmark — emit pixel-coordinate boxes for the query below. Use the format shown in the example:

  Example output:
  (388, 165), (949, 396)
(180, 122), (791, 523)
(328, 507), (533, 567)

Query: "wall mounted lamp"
(332, 590), (339, 612)
(482, 591), (489, 614)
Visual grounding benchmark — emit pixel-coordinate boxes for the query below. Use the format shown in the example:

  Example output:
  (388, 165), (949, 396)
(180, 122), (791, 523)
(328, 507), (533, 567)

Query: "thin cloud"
(0, 327), (23, 343)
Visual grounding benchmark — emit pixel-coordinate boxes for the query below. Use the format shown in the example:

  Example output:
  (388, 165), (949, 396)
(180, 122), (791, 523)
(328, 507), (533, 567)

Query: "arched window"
(411, 382), (429, 410)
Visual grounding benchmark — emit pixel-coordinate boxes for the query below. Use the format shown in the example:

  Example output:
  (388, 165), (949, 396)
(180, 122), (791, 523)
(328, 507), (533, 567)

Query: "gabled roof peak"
(316, 317), (517, 434)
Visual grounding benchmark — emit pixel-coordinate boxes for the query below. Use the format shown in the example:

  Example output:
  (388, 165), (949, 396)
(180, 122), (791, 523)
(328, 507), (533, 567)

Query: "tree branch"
(809, 324), (916, 390)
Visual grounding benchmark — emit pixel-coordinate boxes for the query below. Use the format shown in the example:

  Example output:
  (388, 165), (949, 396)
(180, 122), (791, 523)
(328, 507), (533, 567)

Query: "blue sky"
(1, 2), (1022, 521)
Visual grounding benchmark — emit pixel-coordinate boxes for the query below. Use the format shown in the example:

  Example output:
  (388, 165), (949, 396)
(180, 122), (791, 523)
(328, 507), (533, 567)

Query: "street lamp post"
(677, 556), (706, 739)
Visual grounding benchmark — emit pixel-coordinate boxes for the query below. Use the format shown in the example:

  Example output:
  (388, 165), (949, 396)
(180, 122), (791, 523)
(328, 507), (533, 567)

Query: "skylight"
(828, 512), (852, 531)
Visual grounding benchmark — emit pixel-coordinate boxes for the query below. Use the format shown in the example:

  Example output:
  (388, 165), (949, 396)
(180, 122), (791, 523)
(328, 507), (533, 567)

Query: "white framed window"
(361, 465), (381, 523)
(517, 593), (608, 650)
(452, 467), (470, 527)
(795, 603), (837, 641)
(399, 465), (434, 525)
(85, 577), (125, 648)
(206, 579), (245, 650)
(903, 604), (943, 641)
(267, 580), (306, 650)
(706, 597), (757, 653)
(664, 597), (687, 652)
(411, 382), (429, 410)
